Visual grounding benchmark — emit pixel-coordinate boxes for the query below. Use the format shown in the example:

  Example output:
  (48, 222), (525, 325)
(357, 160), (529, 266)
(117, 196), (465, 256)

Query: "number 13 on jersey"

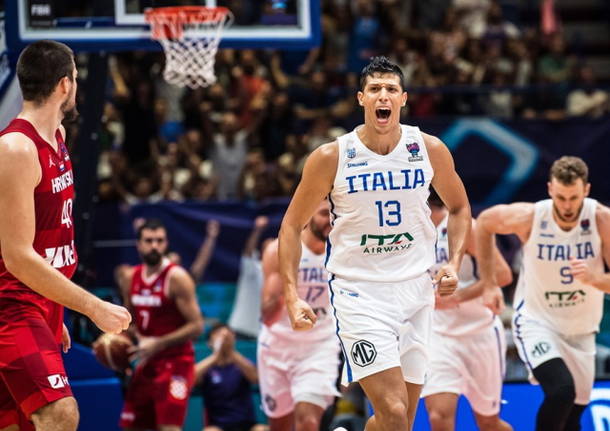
(375, 200), (402, 226)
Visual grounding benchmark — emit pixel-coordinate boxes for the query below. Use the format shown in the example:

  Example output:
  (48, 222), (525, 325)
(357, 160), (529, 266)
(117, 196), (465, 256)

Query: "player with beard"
(116, 219), (204, 431)
(476, 156), (610, 431)
(0, 41), (131, 431)
(258, 200), (340, 431)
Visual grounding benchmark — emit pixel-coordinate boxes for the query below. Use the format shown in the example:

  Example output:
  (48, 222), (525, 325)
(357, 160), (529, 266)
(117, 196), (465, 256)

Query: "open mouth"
(376, 108), (391, 121)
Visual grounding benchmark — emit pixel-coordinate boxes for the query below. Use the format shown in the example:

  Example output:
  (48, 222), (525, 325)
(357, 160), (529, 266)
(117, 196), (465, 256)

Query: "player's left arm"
(570, 203), (610, 292)
(425, 133), (472, 296)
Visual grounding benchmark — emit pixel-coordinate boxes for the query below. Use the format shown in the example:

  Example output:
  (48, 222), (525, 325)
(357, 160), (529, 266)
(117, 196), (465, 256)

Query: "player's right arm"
(261, 238), (284, 326)
(475, 202), (534, 289)
(278, 142), (337, 331)
(0, 133), (131, 334)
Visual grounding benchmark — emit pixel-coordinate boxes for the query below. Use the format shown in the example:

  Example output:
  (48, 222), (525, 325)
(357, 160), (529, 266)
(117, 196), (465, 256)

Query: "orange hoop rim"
(144, 6), (231, 23)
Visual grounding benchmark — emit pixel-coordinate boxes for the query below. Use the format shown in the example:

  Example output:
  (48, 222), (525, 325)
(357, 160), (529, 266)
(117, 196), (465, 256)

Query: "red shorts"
(119, 355), (194, 429)
(0, 310), (72, 430)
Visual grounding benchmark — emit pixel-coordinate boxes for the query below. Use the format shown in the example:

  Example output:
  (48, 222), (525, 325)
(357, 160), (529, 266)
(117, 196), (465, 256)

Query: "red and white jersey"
(130, 260), (194, 359)
(0, 118), (77, 341)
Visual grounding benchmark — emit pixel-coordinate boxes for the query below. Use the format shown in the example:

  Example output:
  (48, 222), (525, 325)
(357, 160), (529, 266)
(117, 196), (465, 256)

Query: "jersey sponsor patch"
(351, 340), (377, 367)
(47, 374), (69, 389)
(264, 394), (277, 412)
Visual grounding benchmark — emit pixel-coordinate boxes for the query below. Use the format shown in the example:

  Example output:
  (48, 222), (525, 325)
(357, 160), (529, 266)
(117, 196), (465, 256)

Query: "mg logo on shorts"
(531, 342), (551, 358)
(351, 340), (377, 367)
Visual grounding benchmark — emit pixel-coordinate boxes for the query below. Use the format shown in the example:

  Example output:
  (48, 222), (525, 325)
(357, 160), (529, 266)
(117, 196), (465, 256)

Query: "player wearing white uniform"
(422, 191), (513, 431)
(278, 56), (473, 431)
(259, 200), (340, 431)
(476, 156), (610, 431)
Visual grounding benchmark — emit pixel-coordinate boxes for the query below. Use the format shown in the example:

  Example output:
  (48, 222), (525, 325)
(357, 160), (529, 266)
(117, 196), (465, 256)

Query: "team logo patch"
(540, 220), (548, 230)
(169, 376), (188, 400)
(264, 394), (277, 412)
(406, 142), (423, 162)
(531, 341), (551, 358)
(346, 148), (356, 159)
(47, 374), (69, 389)
(581, 219), (591, 235)
(351, 340), (377, 367)
(441, 227), (447, 237)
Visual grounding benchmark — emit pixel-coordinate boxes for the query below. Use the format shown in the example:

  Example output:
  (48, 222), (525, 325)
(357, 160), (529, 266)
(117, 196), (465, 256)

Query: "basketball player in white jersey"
(258, 200), (340, 431)
(422, 190), (513, 431)
(278, 56), (473, 431)
(476, 156), (610, 431)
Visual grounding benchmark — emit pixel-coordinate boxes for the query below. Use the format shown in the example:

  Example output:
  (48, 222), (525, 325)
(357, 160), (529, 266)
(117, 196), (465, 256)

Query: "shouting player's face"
(548, 177), (590, 224)
(309, 201), (331, 242)
(357, 73), (407, 134)
(137, 228), (168, 267)
(60, 64), (78, 122)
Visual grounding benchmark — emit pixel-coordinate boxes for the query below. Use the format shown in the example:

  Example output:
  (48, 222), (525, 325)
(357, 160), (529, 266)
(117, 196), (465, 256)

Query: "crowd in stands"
(84, 0), (609, 203)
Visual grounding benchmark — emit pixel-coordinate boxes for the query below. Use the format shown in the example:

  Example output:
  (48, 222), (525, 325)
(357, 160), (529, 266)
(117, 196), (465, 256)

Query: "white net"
(146, 7), (233, 89)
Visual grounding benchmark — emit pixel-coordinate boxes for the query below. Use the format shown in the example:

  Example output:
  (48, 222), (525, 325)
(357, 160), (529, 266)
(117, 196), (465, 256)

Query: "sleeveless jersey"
(326, 125), (436, 282)
(431, 215), (493, 336)
(130, 260), (194, 359)
(515, 198), (604, 335)
(260, 241), (334, 343)
(0, 119), (77, 338)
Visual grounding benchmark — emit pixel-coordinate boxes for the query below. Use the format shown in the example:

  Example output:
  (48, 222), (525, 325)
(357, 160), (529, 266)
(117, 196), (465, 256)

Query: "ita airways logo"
(360, 232), (413, 254)
(351, 340), (377, 367)
(581, 219), (591, 235)
(406, 142), (423, 162)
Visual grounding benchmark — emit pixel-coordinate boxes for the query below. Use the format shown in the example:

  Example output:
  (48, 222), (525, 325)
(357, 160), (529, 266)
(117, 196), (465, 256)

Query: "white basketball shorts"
(422, 317), (506, 416)
(328, 272), (434, 386)
(512, 311), (596, 404)
(257, 333), (340, 418)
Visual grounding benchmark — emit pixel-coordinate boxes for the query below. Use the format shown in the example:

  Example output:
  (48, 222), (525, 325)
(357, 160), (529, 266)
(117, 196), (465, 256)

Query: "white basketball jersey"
(326, 125), (436, 282)
(515, 198), (604, 335)
(260, 241), (335, 343)
(431, 215), (493, 336)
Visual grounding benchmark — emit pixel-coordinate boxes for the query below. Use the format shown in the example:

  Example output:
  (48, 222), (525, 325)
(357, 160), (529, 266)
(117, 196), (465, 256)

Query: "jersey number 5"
(560, 266), (574, 284)
(375, 200), (401, 226)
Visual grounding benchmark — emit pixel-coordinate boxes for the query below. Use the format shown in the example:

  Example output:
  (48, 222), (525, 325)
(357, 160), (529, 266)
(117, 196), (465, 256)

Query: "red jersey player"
(0, 41), (131, 431)
(115, 219), (204, 431)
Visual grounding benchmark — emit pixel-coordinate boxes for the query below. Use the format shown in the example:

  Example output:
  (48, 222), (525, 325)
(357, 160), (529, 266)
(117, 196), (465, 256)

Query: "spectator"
(195, 324), (267, 431)
(567, 65), (609, 118)
(227, 216), (270, 339)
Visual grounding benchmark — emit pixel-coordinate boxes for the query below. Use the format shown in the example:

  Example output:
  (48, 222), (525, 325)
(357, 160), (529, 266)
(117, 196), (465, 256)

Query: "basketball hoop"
(145, 6), (233, 89)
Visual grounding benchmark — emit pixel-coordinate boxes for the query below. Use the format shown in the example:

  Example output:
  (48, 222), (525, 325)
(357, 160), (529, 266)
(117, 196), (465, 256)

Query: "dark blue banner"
(91, 118), (610, 287)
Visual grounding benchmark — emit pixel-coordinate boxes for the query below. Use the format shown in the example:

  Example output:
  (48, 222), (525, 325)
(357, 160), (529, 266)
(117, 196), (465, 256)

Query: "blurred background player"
(422, 189), (513, 431)
(0, 40), (131, 431)
(476, 156), (610, 431)
(258, 200), (340, 431)
(195, 323), (267, 431)
(115, 219), (204, 431)
(278, 56), (471, 431)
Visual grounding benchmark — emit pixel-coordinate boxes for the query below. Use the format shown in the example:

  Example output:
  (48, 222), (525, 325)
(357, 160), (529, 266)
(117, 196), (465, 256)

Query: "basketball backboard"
(5, 0), (320, 52)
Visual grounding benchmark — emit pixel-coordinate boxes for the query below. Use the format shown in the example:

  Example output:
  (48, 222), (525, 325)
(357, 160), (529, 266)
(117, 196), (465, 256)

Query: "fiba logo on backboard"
(351, 340), (377, 367)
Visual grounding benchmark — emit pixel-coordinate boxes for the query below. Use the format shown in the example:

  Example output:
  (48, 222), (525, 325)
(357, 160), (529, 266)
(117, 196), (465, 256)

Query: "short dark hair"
(136, 219), (166, 240)
(359, 56), (405, 90)
(207, 322), (232, 341)
(17, 40), (75, 104)
(549, 156), (589, 185)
